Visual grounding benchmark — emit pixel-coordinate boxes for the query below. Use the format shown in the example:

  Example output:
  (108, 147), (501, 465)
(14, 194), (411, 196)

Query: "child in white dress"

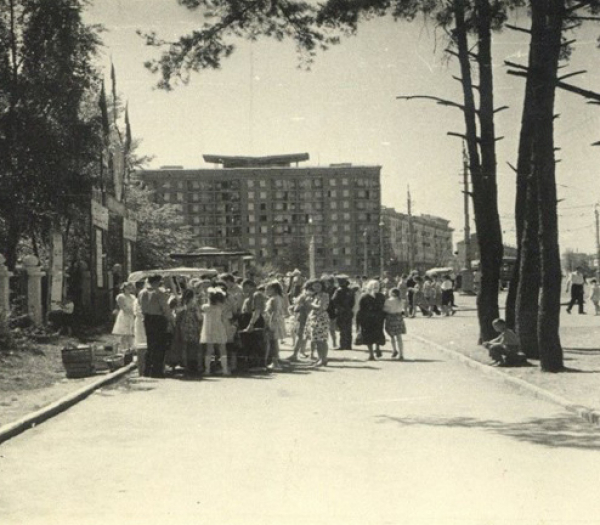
(112, 282), (136, 351)
(201, 288), (229, 376)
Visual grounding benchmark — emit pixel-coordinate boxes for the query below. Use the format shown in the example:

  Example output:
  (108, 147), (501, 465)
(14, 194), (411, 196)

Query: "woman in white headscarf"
(356, 279), (386, 360)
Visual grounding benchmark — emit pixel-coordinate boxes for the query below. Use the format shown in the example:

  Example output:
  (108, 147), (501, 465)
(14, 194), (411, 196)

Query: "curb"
(0, 363), (136, 445)
(408, 334), (600, 428)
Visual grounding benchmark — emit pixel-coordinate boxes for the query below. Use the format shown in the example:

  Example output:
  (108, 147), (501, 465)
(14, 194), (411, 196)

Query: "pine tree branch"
(505, 23), (531, 34)
(396, 95), (465, 111)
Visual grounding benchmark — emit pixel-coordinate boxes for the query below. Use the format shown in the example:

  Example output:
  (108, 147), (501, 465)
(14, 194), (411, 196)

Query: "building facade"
(382, 206), (454, 274)
(136, 154), (382, 276)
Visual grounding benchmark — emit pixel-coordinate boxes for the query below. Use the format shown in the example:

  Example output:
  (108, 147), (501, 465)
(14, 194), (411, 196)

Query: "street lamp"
(363, 230), (368, 278)
(379, 220), (385, 278)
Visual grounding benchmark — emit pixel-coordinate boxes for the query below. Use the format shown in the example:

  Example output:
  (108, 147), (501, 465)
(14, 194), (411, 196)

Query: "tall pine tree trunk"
(454, 0), (502, 342)
(530, 0), (564, 371)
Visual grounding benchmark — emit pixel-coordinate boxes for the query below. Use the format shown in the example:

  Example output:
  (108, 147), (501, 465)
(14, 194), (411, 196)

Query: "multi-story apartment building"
(382, 206), (454, 274)
(136, 153), (382, 276)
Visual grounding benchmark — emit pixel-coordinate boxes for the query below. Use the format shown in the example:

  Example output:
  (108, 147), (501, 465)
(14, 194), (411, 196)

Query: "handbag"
(354, 330), (364, 346)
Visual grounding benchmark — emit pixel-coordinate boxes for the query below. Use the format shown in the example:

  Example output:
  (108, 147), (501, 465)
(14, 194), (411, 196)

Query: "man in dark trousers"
(332, 275), (355, 350)
(566, 266), (587, 314)
(138, 275), (171, 378)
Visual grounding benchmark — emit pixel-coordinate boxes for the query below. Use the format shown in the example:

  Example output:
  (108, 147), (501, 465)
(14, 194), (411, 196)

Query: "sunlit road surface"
(1, 338), (599, 525)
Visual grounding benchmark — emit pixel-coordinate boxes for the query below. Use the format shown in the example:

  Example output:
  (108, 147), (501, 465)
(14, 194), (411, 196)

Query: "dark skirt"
(385, 313), (405, 336)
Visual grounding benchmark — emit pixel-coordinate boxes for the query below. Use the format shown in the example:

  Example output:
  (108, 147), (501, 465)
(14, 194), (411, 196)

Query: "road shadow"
(378, 414), (600, 450)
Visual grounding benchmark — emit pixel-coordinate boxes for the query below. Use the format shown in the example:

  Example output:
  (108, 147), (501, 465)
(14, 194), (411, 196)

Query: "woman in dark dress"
(356, 279), (386, 360)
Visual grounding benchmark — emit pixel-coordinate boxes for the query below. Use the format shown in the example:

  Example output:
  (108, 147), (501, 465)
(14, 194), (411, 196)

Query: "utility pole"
(407, 186), (414, 271)
(463, 142), (472, 272)
(595, 204), (600, 280)
(461, 143), (474, 294)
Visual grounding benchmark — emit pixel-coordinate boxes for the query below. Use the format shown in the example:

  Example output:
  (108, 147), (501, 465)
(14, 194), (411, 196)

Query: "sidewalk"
(406, 292), (600, 418)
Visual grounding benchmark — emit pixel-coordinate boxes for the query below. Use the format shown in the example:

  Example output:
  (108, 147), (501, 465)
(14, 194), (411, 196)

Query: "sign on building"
(91, 200), (109, 231)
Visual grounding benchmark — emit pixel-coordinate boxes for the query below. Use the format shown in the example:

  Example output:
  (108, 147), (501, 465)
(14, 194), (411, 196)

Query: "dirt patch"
(0, 332), (119, 427)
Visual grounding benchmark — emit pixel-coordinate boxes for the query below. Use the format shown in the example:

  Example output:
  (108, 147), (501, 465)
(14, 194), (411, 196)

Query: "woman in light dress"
(201, 288), (230, 376)
(112, 282), (136, 351)
(304, 279), (330, 367)
(264, 281), (287, 369)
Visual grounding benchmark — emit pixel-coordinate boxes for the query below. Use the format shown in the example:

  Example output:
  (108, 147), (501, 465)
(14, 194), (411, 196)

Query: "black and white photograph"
(1, 1), (600, 524)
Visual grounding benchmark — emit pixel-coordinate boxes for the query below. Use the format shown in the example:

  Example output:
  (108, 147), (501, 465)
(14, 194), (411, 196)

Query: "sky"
(84, 1), (600, 254)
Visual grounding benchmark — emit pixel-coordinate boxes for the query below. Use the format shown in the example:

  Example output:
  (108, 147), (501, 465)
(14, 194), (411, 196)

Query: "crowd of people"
(110, 268), (470, 379)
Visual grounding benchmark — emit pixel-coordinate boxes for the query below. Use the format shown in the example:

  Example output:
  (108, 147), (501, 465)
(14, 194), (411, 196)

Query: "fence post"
(0, 254), (12, 314)
(23, 255), (45, 325)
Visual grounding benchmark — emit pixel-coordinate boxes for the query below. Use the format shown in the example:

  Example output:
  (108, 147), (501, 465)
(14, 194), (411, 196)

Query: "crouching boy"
(483, 318), (527, 367)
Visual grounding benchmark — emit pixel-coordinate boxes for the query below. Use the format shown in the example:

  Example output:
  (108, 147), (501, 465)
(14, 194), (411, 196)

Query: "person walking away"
(201, 287), (230, 376)
(432, 274), (443, 315)
(111, 282), (136, 352)
(356, 279), (386, 360)
(406, 271), (418, 317)
(178, 288), (202, 375)
(384, 288), (406, 360)
(239, 280), (267, 371)
(323, 276), (338, 349)
(482, 318), (527, 367)
(288, 283), (311, 361)
(397, 274), (409, 313)
(138, 275), (171, 378)
(566, 266), (587, 314)
(331, 275), (355, 350)
(264, 281), (287, 370)
(304, 279), (330, 366)
(441, 275), (455, 316)
(589, 278), (600, 315)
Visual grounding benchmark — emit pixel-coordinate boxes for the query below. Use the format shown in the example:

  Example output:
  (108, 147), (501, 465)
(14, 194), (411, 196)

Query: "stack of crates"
(61, 345), (95, 379)
(93, 344), (117, 372)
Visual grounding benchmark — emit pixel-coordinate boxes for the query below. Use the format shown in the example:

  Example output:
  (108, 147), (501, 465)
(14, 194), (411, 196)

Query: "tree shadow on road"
(378, 414), (600, 450)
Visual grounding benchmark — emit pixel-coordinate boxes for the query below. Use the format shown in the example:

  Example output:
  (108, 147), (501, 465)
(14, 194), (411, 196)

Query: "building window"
(260, 203), (267, 211)
(260, 191), (267, 199)
(343, 201), (350, 209)
(177, 181), (184, 189)
(248, 237), (255, 246)
(343, 213), (351, 221)
(330, 201), (337, 209)
(329, 179), (337, 186)
(261, 237), (268, 246)
(328, 190), (337, 198)
(248, 191), (255, 200)
(343, 189), (350, 198)
(260, 180), (267, 188)
(248, 215), (255, 222)
(247, 180), (255, 188)
(259, 215), (268, 222)
(342, 178), (349, 185)
(331, 213), (338, 221)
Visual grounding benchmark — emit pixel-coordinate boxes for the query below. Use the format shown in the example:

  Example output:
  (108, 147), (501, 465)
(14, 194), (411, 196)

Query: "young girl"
(111, 282), (136, 352)
(589, 279), (600, 315)
(304, 279), (330, 366)
(265, 281), (287, 369)
(384, 288), (406, 360)
(178, 288), (202, 375)
(201, 288), (230, 376)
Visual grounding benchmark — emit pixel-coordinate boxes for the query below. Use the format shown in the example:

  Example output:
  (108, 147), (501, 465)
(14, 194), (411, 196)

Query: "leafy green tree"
(0, 0), (101, 269)
(125, 182), (196, 270)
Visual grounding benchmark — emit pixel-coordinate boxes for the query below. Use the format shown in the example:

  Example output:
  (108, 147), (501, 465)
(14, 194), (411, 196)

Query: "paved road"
(1, 338), (599, 525)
